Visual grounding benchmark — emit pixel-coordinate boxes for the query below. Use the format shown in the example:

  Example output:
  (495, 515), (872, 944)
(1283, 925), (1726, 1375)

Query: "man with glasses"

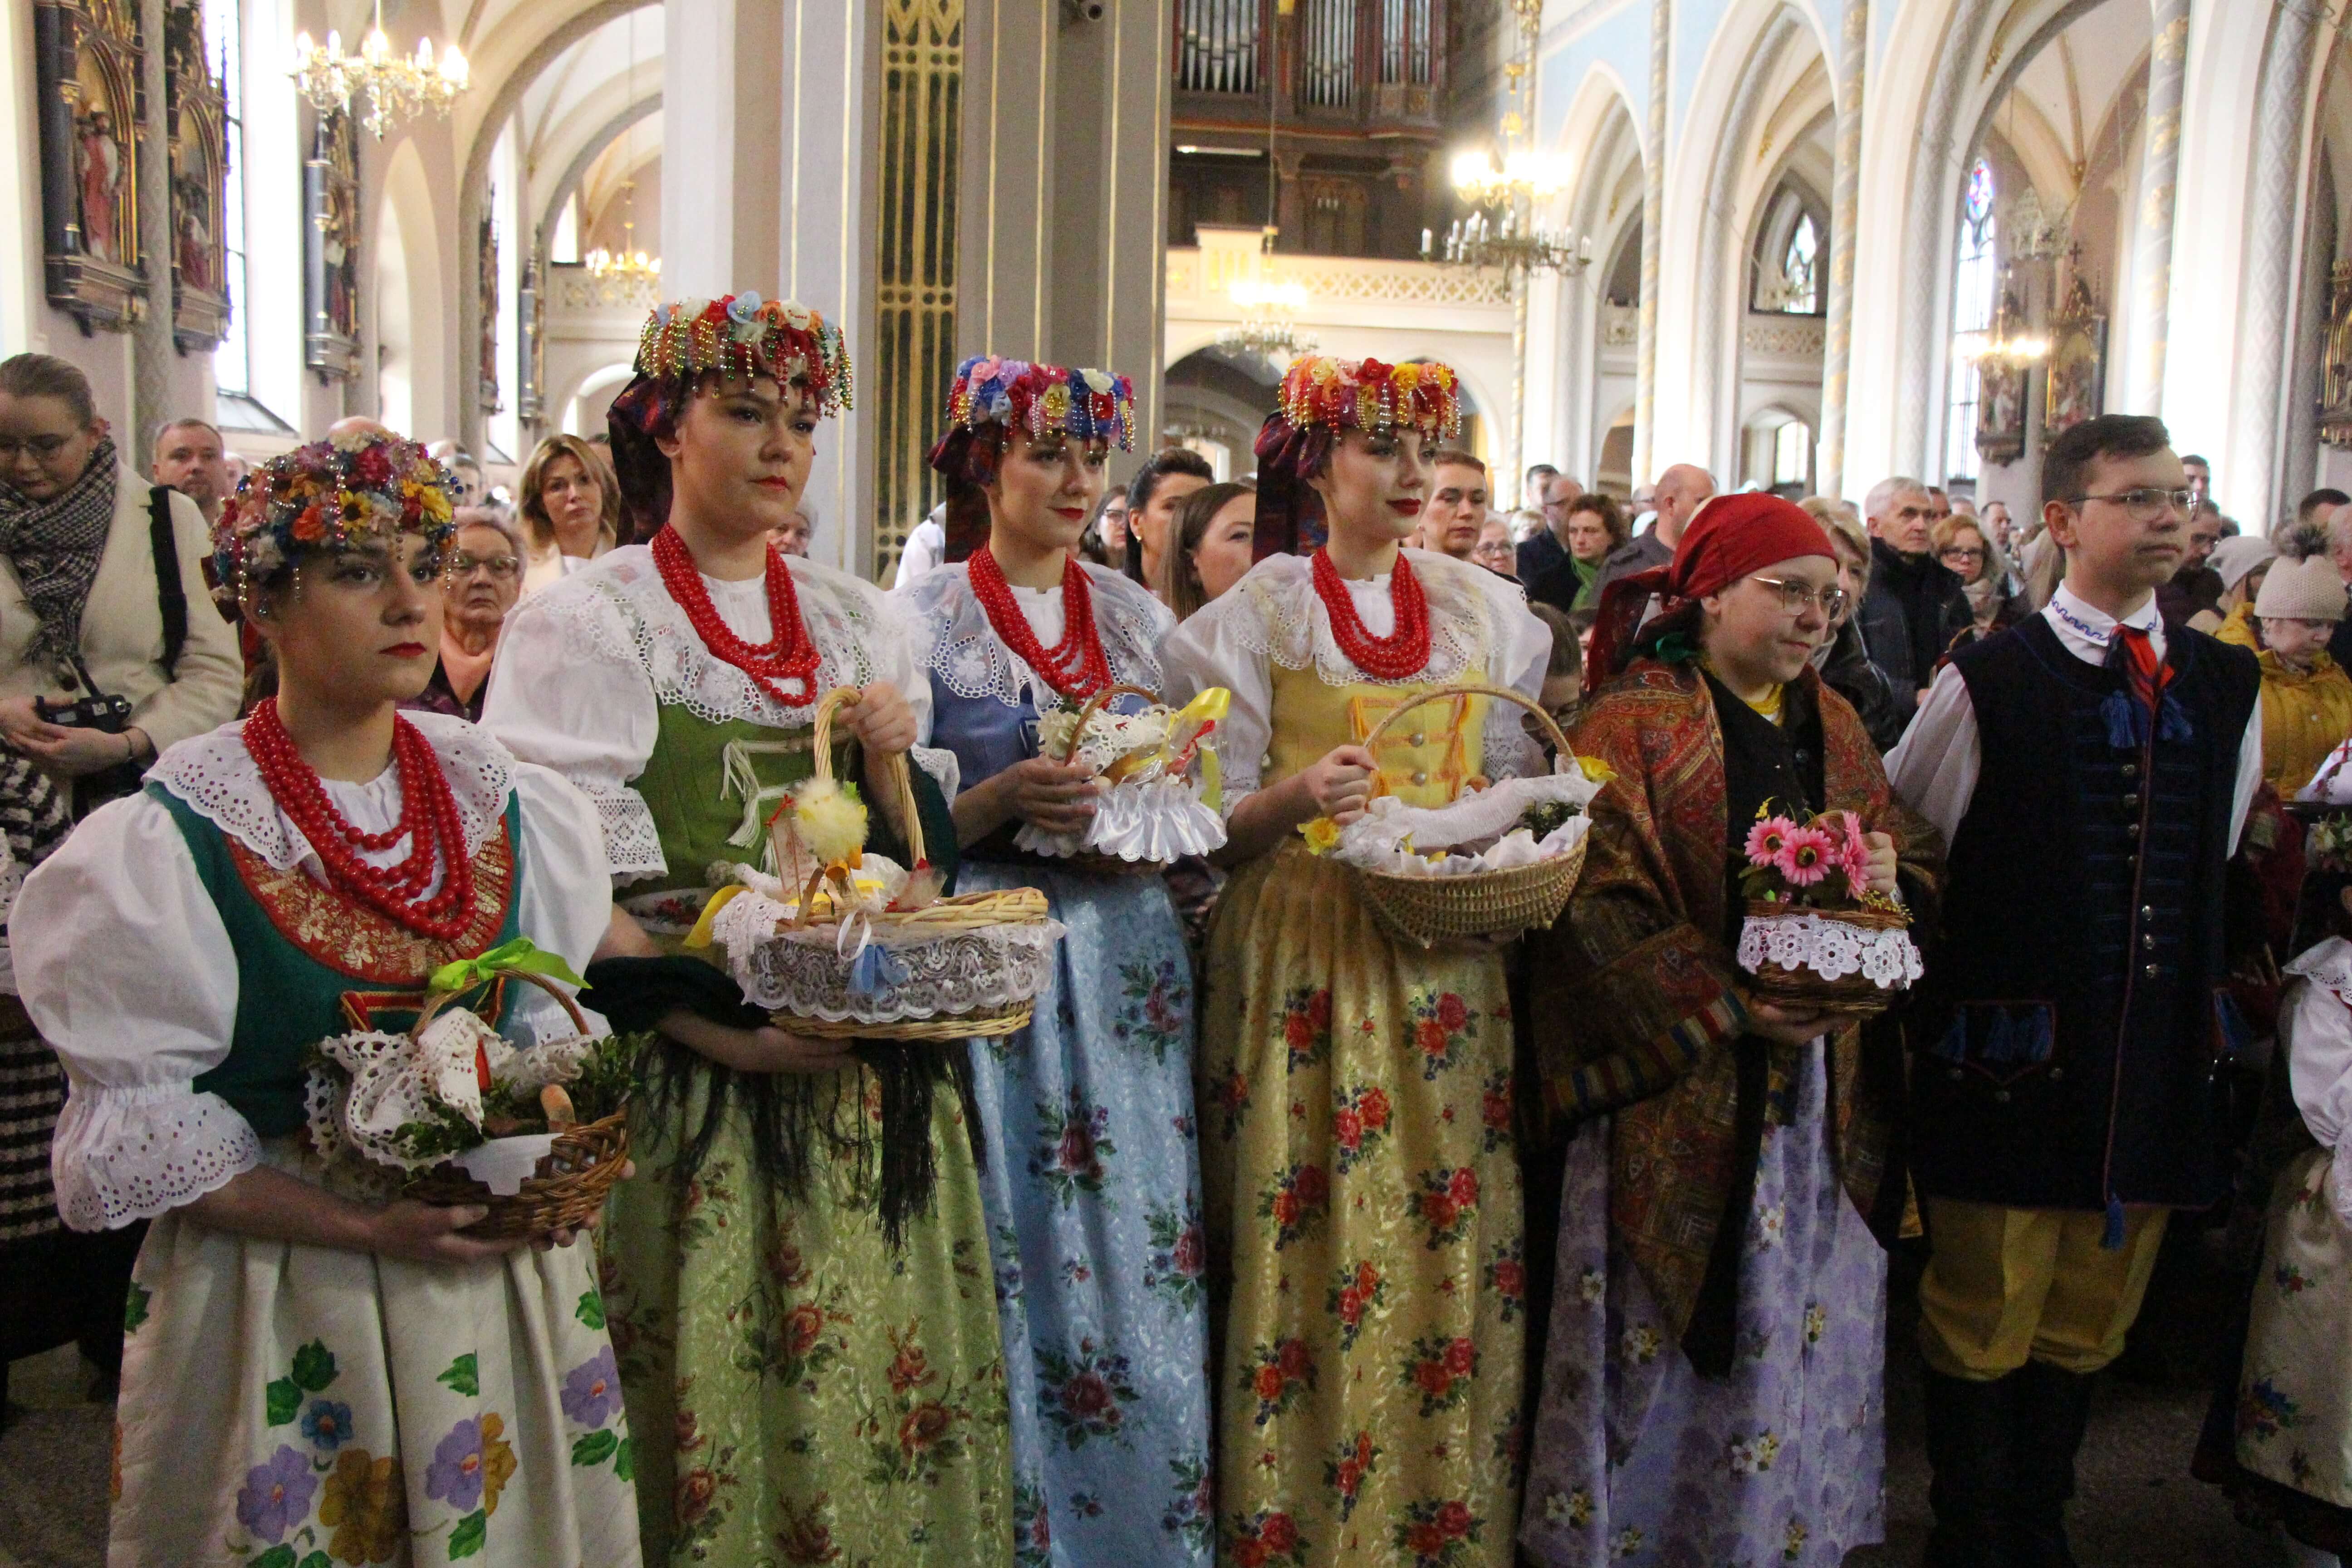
(1514, 468), (1587, 586)
(1888, 414), (2262, 1568)
(1859, 475), (1973, 707)
(400, 509), (524, 722)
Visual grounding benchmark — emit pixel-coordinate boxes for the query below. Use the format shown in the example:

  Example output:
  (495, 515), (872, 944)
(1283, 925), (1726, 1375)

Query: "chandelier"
(1954, 275), (2047, 364)
(1218, 276), (1317, 363)
(1424, 3), (1588, 279)
(1425, 206), (1591, 276)
(587, 194), (660, 285)
(290, 2), (467, 139)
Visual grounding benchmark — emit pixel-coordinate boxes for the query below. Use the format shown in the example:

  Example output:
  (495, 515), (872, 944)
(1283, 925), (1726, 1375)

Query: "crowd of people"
(3, 304), (2352, 1568)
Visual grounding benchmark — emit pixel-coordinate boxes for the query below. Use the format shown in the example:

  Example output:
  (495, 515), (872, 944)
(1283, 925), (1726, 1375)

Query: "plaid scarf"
(0, 437), (119, 677)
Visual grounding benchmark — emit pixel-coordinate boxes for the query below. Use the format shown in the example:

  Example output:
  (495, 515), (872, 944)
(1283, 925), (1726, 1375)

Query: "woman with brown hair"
(517, 433), (620, 595)
(1161, 478), (1257, 621)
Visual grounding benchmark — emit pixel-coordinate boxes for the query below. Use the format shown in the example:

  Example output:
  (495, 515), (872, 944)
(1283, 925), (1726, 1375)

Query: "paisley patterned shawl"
(1524, 656), (1943, 1338)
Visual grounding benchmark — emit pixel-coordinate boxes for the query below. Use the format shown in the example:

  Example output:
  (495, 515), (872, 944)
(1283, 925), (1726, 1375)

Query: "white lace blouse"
(2283, 936), (2352, 1227)
(11, 714), (612, 1232)
(1157, 548), (1552, 800)
(903, 560), (1174, 710)
(481, 544), (956, 885)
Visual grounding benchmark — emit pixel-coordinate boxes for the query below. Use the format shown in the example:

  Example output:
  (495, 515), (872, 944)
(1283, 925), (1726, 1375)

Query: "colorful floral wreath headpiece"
(633, 293), (854, 416)
(927, 355), (1136, 562)
(213, 428), (459, 588)
(1273, 353), (1462, 439)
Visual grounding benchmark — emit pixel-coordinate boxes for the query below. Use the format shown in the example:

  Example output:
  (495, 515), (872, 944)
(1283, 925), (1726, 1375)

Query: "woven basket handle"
(1047, 683), (1163, 765)
(807, 684), (926, 866)
(408, 965), (592, 1046)
(1357, 681), (1577, 778)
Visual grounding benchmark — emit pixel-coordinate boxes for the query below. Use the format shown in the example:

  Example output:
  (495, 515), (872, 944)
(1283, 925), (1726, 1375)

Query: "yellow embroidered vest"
(1265, 662), (1493, 810)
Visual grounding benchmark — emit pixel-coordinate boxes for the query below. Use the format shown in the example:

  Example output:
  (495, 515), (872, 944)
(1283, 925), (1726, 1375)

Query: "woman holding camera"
(0, 354), (241, 816)
(12, 432), (641, 1566)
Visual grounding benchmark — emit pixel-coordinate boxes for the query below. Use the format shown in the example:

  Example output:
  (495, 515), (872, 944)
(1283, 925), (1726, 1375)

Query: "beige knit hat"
(2254, 554), (2349, 622)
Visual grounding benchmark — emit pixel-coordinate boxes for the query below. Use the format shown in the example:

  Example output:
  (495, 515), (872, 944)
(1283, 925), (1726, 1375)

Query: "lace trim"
(1013, 775), (1229, 863)
(710, 888), (1065, 1024)
(531, 546), (888, 728)
(909, 744), (961, 803)
(2286, 939), (2352, 1006)
(52, 1082), (261, 1231)
(1220, 550), (1498, 689)
(1736, 910), (1924, 990)
(148, 712), (513, 872)
(907, 563), (1173, 708)
(577, 781), (668, 885)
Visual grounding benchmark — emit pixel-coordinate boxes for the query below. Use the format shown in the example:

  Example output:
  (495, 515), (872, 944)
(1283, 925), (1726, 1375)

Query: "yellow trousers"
(1916, 1197), (2171, 1380)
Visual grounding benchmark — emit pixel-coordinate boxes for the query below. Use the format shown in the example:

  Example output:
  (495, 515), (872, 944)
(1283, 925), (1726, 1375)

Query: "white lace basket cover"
(304, 1007), (603, 1195)
(1735, 908), (1924, 991)
(1328, 770), (1600, 879)
(708, 859), (1067, 1026)
(1012, 687), (1230, 866)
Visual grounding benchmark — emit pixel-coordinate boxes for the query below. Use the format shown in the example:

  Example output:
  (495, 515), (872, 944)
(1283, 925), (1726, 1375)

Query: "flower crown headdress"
(634, 293), (854, 416)
(941, 355), (1136, 452)
(213, 429), (459, 588)
(1274, 353), (1461, 440)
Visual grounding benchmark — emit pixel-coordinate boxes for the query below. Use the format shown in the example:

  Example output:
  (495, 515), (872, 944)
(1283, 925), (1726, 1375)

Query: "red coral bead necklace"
(652, 524), (822, 706)
(1313, 544), (1431, 679)
(968, 543), (1112, 700)
(242, 697), (478, 941)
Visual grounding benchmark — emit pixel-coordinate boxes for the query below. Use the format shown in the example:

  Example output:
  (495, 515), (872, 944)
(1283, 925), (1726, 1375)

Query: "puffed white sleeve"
(510, 764), (617, 1044)
(480, 592), (666, 885)
(868, 585), (961, 801)
(2283, 974), (2352, 1226)
(13, 792), (255, 1230)
(1162, 603), (1272, 808)
(1477, 572), (1552, 779)
(1886, 662), (1981, 848)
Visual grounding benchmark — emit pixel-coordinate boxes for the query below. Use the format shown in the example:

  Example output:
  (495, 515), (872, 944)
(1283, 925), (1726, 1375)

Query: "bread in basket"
(1303, 683), (1603, 947)
(694, 686), (1067, 1040)
(1013, 683), (1231, 871)
(302, 940), (635, 1237)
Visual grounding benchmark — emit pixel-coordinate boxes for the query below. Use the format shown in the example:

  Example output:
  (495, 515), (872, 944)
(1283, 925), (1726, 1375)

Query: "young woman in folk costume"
(480, 296), (1008, 1565)
(13, 433), (640, 1567)
(1159, 355), (1551, 1566)
(907, 357), (1214, 1565)
(1514, 496), (1940, 1568)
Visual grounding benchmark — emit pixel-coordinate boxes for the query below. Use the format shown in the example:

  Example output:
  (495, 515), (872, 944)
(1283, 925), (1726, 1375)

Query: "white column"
(2227, 0), (2316, 530)
(1818, 0), (1866, 499)
(1632, 0), (1669, 485)
(132, 0), (172, 448)
(2124, 0), (2189, 416)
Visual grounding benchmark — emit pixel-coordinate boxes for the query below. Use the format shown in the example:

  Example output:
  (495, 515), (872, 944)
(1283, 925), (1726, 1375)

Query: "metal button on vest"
(1994, 1089), (2011, 1103)
(1948, 1068), (1963, 1081)
(2144, 963), (2161, 979)
(2140, 906), (2154, 920)
(2141, 932), (2157, 950)
(1411, 769), (1429, 786)
(2122, 794), (2140, 812)
(2121, 763), (2140, 779)
(1408, 731), (1426, 746)
(2049, 1066), (2064, 1081)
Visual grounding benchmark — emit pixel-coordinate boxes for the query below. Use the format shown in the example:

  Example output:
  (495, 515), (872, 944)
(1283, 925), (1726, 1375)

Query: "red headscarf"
(1583, 492), (1838, 693)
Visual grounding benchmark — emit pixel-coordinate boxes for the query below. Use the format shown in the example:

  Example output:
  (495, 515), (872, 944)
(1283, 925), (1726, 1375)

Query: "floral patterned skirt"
(1519, 1040), (1885, 1568)
(108, 1144), (641, 1568)
(599, 1059), (1012, 1566)
(959, 862), (1214, 1567)
(1197, 843), (1524, 1568)
(2236, 1145), (2352, 1510)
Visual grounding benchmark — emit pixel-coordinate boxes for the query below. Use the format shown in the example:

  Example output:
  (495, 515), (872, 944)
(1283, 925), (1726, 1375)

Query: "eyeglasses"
(1939, 545), (1987, 563)
(2072, 487), (2193, 521)
(1749, 575), (1849, 619)
(446, 553), (520, 579)
(0, 434), (77, 461)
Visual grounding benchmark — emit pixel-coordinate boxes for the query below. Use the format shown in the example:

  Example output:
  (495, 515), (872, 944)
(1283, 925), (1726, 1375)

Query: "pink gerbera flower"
(1775, 826), (1838, 886)
(1744, 815), (1799, 869)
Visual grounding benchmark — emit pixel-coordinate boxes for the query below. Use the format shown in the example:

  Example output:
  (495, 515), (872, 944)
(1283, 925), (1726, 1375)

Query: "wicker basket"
(1033, 681), (1208, 876)
(752, 687), (1061, 1040)
(1351, 683), (1590, 948)
(395, 970), (632, 1237)
(1738, 900), (1913, 1018)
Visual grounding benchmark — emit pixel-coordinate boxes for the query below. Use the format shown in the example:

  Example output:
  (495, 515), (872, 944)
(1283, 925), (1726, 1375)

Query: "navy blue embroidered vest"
(1912, 614), (2258, 1214)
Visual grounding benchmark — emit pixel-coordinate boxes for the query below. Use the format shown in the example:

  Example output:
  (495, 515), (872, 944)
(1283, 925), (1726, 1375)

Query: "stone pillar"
(1693, 13), (1796, 475)
(959, 0), (1171, 461)
(2124, 0), (2189, 416)
(2228, 0), (2316, 530)
(1818, 0), (1867, 499)
(132, 0), (173, 451)
(1633, 0), (1669, 484)
(659, 0), (783, 299)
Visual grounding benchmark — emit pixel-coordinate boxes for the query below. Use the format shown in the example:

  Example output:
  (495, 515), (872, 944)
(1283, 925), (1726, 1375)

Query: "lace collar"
(1205, 547), (1506, 687)
(148, 710), (514, 873)
(525, 544), (897, 728)
(2288, 937), (2352, 1007)
(907, 560), (1173, 707)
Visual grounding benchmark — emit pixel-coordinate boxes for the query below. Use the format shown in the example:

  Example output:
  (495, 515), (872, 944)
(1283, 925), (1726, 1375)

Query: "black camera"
(36, 691), (133, 734)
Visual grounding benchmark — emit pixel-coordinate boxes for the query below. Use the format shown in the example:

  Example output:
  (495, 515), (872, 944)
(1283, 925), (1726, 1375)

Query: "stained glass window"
(1946, 160), (1999, 482)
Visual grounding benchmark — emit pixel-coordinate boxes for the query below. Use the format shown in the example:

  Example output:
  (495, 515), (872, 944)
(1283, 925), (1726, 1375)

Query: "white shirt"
(2280, 937), (2352, 1226)
(891, 517), (947, 593)
(1886, 584), (2264, 852)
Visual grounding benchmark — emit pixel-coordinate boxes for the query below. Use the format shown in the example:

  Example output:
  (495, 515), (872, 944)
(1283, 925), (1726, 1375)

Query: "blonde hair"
(518, 434), (620, 555)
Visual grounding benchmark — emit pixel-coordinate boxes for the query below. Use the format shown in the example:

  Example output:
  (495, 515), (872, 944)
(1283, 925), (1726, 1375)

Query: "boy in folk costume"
(1888, 414), (2264, 1567)
(1515, 495), (1940, 1568)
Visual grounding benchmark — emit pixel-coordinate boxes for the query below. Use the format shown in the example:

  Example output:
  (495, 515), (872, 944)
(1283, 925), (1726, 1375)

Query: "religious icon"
(479, 195), (501, 415)
(36, 0), (146, 330)
(305, 108), (362, 380)
(166, 0), (230, 351)
(2044, 272), (2107, 439)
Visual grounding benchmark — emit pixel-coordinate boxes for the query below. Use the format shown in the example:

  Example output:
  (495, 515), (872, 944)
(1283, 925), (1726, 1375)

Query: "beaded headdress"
(212, 429), (459, 588)
(632, 293), (854, 415)
(1252, 353), (1464, 559)
(927, 354), (1136, 562)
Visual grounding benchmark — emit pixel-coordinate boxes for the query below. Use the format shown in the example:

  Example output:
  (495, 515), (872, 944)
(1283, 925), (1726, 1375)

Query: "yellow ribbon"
(427, 937), (587, 997)
(683, 884), (751, 950)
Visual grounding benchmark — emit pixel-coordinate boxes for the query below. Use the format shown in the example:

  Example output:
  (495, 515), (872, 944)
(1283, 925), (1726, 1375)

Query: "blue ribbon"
(847, 942), (910, 998)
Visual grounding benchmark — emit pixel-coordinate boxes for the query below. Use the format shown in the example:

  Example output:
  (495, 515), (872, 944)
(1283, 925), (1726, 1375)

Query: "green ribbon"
(427, 937), (587, 997)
